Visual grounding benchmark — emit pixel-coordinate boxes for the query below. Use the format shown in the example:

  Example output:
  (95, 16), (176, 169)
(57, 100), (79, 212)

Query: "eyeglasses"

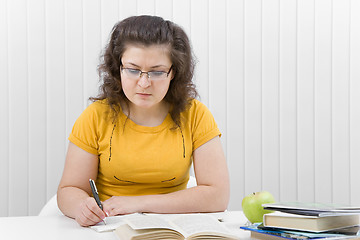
(120, 66), (172, 81)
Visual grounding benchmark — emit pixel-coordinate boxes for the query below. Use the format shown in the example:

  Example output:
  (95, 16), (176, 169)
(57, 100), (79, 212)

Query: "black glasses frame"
(120, 65), (173, 79)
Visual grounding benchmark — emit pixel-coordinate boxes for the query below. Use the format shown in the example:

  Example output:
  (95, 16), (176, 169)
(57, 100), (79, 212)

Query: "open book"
(114, 213), (238, 240)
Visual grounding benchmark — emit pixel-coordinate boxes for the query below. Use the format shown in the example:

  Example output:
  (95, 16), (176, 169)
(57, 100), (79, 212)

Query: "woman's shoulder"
(80, 99), (112, 120)
(87, 99), (108, 109)
(181, 98), (220, 141)
(186, 98), (210, 113)
(181, 98), (213, 121)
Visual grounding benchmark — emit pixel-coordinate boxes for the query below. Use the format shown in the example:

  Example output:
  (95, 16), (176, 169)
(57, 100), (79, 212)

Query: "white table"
(0, 211), (256, 239)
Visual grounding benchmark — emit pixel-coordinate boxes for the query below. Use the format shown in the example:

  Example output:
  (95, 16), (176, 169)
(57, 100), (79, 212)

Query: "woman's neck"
(122, 102), (170, 127)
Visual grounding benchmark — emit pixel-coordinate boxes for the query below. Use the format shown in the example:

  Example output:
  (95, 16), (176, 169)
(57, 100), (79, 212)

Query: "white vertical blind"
(28, 0), (47, 216)
(243, 0), (262, 198)
(332, 0), (351, 205)
(0, 0), (9, 217)
(191, 0), (209, 105)
(45, 0), (67, 214)
(279, 0), (298, 202)
(209, 0), (228, 157)
(226, 0), (246, 213)
(297, 0), (315, 203)
(314, 0), (333, 205)
(8, 0), (29, 216)
(350, 0), (360, 204)
(0, 0), (360, 216)
(261, 0), (280, 201)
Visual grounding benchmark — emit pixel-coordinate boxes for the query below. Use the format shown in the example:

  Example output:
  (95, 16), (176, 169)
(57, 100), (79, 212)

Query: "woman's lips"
(137, 93), (151, 97)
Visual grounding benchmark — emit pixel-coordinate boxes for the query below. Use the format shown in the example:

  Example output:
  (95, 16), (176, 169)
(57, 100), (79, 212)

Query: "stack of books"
(241, 202), (360, 240)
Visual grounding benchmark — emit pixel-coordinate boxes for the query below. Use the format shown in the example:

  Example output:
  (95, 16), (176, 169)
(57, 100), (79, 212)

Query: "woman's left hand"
(102, 196), (144, 216)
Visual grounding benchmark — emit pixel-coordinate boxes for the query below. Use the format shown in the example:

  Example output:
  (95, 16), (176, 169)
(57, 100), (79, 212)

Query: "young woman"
(57, 15), (230, 227)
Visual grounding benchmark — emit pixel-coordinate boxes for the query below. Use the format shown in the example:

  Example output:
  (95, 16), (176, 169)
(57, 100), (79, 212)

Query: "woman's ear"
(169, 69), (175, 81)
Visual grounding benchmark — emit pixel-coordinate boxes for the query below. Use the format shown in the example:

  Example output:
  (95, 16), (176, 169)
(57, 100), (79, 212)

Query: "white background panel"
(45, 0), (67, 201)
(226, 0), (245, 211)
(314, 0), (333, 204)
(350, 0), (360, 205)
(279, 0), (298, 202)
(0, 0), (360, 216)
(28, 0), (47, 215)
(0, 0), (9, 217)
(297, 0), (315, 202)
(8, 0), (29, 216)
(332, 0), (350, 205)
(261, 0), (280, 201)
(243, 0), (262, 195)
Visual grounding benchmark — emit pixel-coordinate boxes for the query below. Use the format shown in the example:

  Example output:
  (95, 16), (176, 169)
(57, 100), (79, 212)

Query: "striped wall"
(0, 0), (360, 216)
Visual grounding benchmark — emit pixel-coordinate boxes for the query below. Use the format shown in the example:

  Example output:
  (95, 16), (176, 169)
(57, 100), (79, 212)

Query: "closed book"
(263, 202), (360, 217)
(241, 224), (312, 239)
(263, 212), (360, 233)
(250, 231), (360, 240)
(241, 224), (360, 240)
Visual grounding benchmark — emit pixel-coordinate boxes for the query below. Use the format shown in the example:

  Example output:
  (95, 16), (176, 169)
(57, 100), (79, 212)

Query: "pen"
(89, 179), (107, 225)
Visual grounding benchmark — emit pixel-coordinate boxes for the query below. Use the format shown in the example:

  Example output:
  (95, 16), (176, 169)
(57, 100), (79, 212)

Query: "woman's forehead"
(121, 44), (172, 67)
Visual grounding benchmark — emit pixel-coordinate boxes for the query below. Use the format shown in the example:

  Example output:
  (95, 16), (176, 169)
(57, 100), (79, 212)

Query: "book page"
(90, 213), (136, 232)
(120, 213), (237, 239)
(124, 213), (179, 231)
(266, 212), (318, 219)
(115, 223), (183, 240)
(170, 214), (236, 238)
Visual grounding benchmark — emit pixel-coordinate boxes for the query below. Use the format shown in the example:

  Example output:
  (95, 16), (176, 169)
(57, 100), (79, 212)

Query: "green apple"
(242, 191), (275, 223)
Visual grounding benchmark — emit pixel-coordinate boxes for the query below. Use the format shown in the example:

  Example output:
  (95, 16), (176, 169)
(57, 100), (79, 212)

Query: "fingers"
(103, 197), (120, 216)
(103, 196), (140, 216)
(103, 196), (127, 216)
(75, 197), (107, 227)
(104, 204), (124, 217)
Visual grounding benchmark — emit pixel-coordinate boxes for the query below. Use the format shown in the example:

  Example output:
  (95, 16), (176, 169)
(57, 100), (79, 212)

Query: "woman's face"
(120, 44), (173, 111)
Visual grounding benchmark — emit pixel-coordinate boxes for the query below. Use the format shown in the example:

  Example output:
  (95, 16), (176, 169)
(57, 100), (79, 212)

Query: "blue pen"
(89, 179), (107, 225)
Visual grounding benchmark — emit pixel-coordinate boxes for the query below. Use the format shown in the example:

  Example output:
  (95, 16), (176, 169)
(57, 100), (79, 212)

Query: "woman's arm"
(57, 142), (107, 226)
(103, 136), (230, 215)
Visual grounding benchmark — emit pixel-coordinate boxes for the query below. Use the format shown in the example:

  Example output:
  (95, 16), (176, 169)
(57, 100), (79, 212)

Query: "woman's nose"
(137, 74), (151, 88)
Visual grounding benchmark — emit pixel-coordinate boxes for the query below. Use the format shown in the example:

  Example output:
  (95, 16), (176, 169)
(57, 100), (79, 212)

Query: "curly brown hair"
(91, 15), (198, 128)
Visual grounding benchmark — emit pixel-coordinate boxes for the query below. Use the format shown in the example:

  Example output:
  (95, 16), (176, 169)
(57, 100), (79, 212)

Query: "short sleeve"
(68, 102), (100, 155)
(190, 100), (221, 150)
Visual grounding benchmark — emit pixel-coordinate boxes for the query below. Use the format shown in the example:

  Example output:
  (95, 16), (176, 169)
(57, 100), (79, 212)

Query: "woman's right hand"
(74, 197), (107, 227)
(57, 143), (103, 226)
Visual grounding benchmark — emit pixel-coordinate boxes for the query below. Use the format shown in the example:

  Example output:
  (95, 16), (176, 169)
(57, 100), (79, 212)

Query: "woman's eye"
(128, 68), (140, 74)
(150, 71), (165, 77)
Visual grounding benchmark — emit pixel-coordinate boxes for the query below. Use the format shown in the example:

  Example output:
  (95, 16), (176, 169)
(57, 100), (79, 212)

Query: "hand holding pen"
(89, 179), (107, 225)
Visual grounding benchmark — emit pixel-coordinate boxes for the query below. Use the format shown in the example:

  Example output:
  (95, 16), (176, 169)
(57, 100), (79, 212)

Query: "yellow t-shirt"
(69, 99), (221, 201)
